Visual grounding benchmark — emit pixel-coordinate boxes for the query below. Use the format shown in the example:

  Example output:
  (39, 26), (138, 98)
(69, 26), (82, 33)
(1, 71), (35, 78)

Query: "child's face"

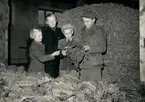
(45, 15), (57, 28)
(34, 31), (42, 42)
(63, 29), (73, 38)
(82, 17), (95, 29)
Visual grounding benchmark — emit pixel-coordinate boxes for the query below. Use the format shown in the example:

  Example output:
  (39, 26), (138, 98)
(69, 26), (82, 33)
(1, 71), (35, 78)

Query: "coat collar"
(66, 37), (73, 42)
(83, 23), (96, 35)
(33, 40), (42, 45)
(45, 24), (57, 31)
(33, 40), (45, 51)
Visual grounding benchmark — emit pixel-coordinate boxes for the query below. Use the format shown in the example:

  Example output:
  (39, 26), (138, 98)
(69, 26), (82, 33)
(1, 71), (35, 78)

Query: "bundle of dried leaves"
(0, 64), (127, 102)
(66, 46), (85, 68)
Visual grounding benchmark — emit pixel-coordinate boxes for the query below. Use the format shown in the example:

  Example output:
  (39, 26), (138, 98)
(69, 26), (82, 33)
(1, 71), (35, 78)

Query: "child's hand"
(52, 51), (60, 57)
(83, 45), (90, 51)
(61, 49), (68, 56)
(64, 46), (71, 49)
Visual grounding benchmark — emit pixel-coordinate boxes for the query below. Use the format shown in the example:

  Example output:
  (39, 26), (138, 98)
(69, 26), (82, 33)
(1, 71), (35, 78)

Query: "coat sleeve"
(31, 45), (55, 62)
(89, 28), (107, 54)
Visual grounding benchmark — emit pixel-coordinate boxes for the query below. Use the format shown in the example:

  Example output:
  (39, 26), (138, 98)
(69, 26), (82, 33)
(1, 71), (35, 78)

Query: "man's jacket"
(80, 24), (107, 69)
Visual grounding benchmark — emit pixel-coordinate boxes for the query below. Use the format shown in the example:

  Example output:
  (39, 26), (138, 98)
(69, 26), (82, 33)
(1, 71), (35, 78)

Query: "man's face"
(63, 29), (73, 39)
(45, 15), (57, 28)
(82, 17), (95, 29)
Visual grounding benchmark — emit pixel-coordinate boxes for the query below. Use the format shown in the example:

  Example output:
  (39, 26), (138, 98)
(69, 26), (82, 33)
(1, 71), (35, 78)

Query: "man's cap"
(81, 11), (96, 19)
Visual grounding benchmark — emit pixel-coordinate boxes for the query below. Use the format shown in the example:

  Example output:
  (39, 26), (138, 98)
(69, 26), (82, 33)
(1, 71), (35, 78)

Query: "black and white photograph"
(0, 0), (142, 102)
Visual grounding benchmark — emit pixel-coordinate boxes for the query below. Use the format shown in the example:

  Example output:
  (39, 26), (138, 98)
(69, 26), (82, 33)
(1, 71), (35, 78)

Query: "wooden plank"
(140, 0), (145, 82)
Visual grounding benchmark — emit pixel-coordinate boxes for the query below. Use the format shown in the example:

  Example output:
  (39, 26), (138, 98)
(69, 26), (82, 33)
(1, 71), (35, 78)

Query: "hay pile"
(56, 3), (139, 83)
(0, 65), (126, 102)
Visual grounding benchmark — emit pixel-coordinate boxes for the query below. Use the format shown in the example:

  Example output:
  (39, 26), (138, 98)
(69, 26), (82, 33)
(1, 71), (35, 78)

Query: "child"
(42, 13), (65, 78)
(28, 28), (60, 73)
(58, 24), (79, 78)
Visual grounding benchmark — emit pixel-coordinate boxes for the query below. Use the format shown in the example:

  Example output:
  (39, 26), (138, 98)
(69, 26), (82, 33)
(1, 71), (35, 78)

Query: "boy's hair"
(30, 28), (42, 39)
(45, 13), (56, 21)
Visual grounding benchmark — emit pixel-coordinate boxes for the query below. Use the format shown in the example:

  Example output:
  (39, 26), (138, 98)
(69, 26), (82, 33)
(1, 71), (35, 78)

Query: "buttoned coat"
(28, 40), (55, 73)
(42, 27), (65, 77)
(80, 24), (107, 69)
(58, 38), (78, 71)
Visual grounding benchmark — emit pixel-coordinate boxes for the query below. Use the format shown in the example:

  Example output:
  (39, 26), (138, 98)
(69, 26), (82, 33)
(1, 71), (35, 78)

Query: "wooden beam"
(140, 0), (145, 82)
(39, 7), (64, 13)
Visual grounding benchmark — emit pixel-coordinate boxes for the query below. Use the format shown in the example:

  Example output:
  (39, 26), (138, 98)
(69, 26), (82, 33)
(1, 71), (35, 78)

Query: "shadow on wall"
(9, 0), (38, 65)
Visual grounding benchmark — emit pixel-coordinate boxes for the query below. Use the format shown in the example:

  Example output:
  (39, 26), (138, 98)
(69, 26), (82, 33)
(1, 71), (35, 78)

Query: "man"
(42, 13), (65, 78)
(79, 11), (107, 81)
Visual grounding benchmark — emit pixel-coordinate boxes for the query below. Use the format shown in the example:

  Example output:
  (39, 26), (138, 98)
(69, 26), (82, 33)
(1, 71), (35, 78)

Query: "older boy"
(42, 13), (65, 78)
(79, 11), (107, 81)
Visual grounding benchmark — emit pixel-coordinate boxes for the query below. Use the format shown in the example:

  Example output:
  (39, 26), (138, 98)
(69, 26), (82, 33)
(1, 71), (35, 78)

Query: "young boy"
(79, 11), (107, 81)
(28, 28), (61, 73)
(58, 24), (79, 78)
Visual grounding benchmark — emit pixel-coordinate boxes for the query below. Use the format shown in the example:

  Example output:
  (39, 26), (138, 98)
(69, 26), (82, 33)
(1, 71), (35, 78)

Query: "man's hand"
(83, 45), (90, 51)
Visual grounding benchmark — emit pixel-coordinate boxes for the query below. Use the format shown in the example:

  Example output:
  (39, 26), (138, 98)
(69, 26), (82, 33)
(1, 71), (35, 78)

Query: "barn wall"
(10, 0), (39, 64)
(0, 0), (9, 64)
